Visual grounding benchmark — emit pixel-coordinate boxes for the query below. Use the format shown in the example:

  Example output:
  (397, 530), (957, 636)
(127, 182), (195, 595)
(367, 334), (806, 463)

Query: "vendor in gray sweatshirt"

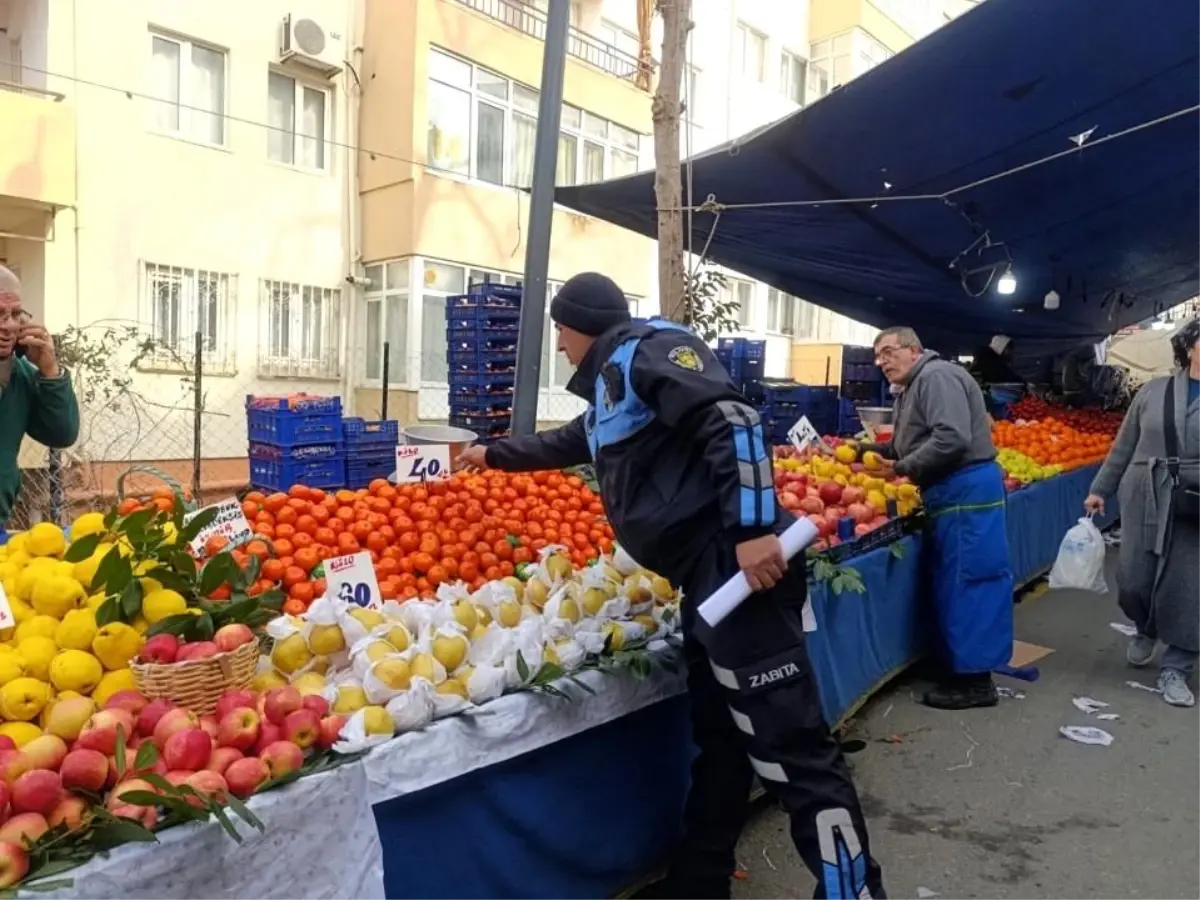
(865, 326), (1013, 709)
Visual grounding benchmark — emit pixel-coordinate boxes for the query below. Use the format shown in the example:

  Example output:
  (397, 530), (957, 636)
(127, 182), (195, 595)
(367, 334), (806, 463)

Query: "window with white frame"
(140, 262), (235, 372)
(735, 23), (767, 82)
(364, 260), (410, 384)
(721, 278), (754, 329)
(266, 70), (330, 170)
(259, 280), (342, 378)
(859, 33), (895, 73)
(795, 299), (819, 339)
(780, 51), (807, 105)
(147, 31), (226, 145)
(809, 33), (856, 96)
(595, 19), (641, 59)
(767, 288), (798, 336)
(426, 48), (642, 187)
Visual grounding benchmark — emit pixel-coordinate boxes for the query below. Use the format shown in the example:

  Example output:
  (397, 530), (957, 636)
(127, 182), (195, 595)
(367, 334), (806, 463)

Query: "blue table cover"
(375, 465), (1107, 899)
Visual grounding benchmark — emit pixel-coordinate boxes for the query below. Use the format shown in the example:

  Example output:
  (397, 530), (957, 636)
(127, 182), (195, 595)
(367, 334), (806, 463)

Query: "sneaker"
(922, 673), (999, 710)
(1158, 669), (1195, 707)
(1126, 635), (1156, 667)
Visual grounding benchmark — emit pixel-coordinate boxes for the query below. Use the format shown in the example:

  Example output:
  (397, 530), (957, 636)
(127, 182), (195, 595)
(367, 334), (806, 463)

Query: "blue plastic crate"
(446, 325), (520, 343)
(447, 347), (519, 367)
(445, 307), (522, 330)
(448, 369), (517, 388)
(341, 417), (399, 449)
(345, 442), (396, 464)
(450, 414), (511, 438)
(246, 408), (343, 445)
(717, 338), (767, 359)
(244, 394), (342, 414)
(346, 460), (396, 489)
(248, 441), (343, 462)
(249, 456), (345, 492)
(448, 392), (514, 412)
(453, 283), (523, 305)
(724, 356), (765, 385)
(842, 345), (876, 366)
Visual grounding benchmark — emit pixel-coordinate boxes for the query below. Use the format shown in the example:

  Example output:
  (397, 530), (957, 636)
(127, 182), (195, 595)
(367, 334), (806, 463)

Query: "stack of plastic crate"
(342, 417), (400, 488)
(445, 283), (522, 444)
(838, 346), (890, 434)
(246, 394), (345, 492)
(715, 338), (767, 396)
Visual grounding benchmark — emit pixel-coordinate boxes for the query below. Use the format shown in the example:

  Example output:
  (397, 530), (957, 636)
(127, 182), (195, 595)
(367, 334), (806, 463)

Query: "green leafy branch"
(809, 558), (867, 595)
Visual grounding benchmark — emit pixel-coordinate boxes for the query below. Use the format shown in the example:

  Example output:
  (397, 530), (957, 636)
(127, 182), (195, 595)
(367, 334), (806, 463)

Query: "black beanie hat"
(550, 272), (631, 337)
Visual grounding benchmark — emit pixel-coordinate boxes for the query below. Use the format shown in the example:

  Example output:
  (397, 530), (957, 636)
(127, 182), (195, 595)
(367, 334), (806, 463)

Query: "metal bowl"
(400, 424), (478, 461)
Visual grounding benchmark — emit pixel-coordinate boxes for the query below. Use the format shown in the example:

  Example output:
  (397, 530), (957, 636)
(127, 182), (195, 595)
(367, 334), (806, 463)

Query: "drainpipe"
(338, 0), (365, 413)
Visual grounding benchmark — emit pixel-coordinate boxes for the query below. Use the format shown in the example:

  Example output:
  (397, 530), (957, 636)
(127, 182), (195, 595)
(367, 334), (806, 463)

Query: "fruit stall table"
(24, 465), (1113, 900)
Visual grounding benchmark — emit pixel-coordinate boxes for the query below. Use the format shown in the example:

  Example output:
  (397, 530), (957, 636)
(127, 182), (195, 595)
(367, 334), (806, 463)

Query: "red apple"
(153, 709), (200, 751)
(282, 709), (320, 750)
(199, 715), (220, 743)
(263, 687), (303, 726)
(10, 770), (62, 816)
(185, 770), (228, 807)
(215, 690), (258, 723)
(77, 709), (135, 756)
(21, 735), (67, 772)
(0, 840), (29, 887)
(137, 633), (179, 665)
(46, 795), (91, 832)
(163, 729), (211, 772)
(107, 777), (158, 811)
(818, 482), (844, 505)
(109, 804), (158, 830)
(137, 698), (176, 738)
(205, 746), (243, 776)
(854, 524), (872, 537)
(259, 741), (303, 779)
(224, 757), (269, 798)
(175, 641), (219, 662)
(0, 813), (46, 847)
(798, 496), (825, 515)
(213, 624), (255, 653)
(778, 491), (801, 510)
(0, 738), (14, 754)
(253, 722), (282, 757)
(316, 715), (347, 751)
(217, 708), (260, 752)
(841, 486), (866, 505)
(846, 503), (873, 525)
(59, 749), (108, 793)
(104, 690), (148, 717)
(301, 695), (329, 717)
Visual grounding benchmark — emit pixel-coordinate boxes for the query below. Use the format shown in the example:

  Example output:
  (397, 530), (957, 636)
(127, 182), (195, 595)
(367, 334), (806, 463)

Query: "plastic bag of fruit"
(1048, 517), (1108, 594)
(503, 619), (546, 688)
(386, 679), (436, 733)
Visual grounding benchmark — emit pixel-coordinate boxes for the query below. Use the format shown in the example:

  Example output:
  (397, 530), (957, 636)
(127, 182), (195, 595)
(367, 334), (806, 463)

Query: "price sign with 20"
(396, 444), (452, 484)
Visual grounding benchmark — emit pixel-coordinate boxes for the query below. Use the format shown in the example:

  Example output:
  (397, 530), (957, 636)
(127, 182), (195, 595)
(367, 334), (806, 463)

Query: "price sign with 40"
(396, 444), (452, 484)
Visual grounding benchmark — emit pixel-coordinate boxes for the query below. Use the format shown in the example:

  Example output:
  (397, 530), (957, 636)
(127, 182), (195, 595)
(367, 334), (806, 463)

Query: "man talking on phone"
(0, 265), (79, 539)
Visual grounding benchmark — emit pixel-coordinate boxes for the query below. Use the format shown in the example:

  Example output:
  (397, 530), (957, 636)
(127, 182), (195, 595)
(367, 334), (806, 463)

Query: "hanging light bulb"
(1044, 289), (1060, 310)
(996, 265), (1017, 295)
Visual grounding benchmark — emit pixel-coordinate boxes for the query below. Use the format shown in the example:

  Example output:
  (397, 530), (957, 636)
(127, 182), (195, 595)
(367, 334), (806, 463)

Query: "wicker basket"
(131, 640), (259, 716)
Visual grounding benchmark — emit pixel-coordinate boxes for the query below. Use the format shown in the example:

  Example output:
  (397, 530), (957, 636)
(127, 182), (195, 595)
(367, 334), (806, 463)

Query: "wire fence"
(13, 322), (586, 530)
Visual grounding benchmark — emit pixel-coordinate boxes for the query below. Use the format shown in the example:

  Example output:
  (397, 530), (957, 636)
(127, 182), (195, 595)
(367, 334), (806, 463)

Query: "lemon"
(72, 544), (114, 591)
(307, 624), (345, 656)
(92, 622), (142, 671)
(69, 512), (106, 540)
(0, 654), (26, 687)
(332, 684), (367, 714)
(250, 669), (288, 692)
(361, 705), (393, 736)
(141, 589), (187, 624)
(270, 633), (312, 675)
(54, 609), (97, 651)
(0, 721), (42, 747)
(26, 523), (66, 558)
(0, 677), (51, 721)
(31, 575), (86, 618)
(15, 636), (58, 681)
(49, 649), (104, 694)
(91, 668), (136, 707)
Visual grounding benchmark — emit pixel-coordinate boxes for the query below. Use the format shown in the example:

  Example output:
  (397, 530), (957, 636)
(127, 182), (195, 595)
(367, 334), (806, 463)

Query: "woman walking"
(1085, 317), (1199, 707)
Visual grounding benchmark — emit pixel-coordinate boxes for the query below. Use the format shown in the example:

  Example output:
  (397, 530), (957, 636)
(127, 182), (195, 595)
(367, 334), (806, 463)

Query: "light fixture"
(1044, 289), (1060, 310)
(996, 265), (1017, 295)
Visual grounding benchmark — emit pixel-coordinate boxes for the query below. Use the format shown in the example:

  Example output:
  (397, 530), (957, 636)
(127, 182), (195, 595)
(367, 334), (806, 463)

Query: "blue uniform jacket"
(484, 320), (780, 583)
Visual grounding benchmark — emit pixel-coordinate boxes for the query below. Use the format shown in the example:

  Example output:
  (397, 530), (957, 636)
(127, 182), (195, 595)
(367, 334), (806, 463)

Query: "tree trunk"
(652, 0), (689, 322)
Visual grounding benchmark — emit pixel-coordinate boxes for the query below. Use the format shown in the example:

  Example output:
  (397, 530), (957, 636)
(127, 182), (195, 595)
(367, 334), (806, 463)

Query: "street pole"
(654, 0), (690, 322)
(511, 0), (570, 436)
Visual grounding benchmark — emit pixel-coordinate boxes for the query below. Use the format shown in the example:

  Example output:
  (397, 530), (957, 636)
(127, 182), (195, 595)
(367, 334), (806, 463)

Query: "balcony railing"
(456, 0), (654, 87)
(0, 79), (65, 102)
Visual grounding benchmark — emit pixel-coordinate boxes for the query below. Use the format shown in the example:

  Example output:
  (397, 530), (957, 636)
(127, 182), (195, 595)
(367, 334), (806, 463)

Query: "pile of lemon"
(0, 514), (189, 747)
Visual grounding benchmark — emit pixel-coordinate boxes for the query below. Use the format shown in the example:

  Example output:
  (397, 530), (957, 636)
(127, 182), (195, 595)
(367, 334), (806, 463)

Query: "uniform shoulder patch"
(667, 345), (704, 372)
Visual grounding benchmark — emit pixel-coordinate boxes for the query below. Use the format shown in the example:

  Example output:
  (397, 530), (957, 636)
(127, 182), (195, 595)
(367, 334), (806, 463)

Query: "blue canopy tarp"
(556, 0), (1200, 363)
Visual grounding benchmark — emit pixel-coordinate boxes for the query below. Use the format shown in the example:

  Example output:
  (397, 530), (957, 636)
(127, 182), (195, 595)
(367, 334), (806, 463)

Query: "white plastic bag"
(1048, 517), (1108, 593)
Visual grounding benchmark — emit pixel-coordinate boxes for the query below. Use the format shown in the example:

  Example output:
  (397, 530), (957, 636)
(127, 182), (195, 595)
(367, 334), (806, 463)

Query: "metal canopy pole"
(511, 0), (569, 436)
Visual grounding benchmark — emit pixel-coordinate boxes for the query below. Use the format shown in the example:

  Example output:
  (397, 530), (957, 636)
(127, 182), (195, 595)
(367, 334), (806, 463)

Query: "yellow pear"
(410, 652), (438, 683)
(307, 624), (345, 656)
(384, 624), (411, 653)
(545, 555), (572, 582)
(373, 658), (411, 691)
(432, 634), (469, 672)
(581, 587), (608, 617)
(332, 684), (368, 714)
(558, 596), (581, 624)
(348, 607), (384, 631)
(364, 640), (396, 663)
(450, 599), (478, 632)
(501, 577), (525, 601)
(474, 604), (492, 626)
(361, 705), (393, 736)
(496, 598), (522, 628)
(650, 576), (674, 600)
(525, 580), (549, 610)
(436, 679), (468, 700)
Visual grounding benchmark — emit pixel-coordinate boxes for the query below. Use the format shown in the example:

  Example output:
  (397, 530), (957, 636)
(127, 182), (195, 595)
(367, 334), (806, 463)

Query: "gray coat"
(1090, 370), (1199, 652)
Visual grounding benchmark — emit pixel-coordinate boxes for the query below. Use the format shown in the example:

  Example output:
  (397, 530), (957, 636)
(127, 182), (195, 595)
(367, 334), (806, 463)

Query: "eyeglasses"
(874, 344), (906, 362)
(0, 309), (30, 325)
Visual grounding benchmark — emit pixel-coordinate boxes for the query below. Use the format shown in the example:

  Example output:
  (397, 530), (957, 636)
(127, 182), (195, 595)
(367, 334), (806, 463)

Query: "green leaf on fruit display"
(207, 804), (245, 843)
(134, 741), (160, 771)
(213, 597), (261, 627)
(16, 878), (76, 894)
(62, 532), (102, 563)
(259, 589), (285, 611)
(191, 612), (215, 642)
(89, 817), (158, 847)
(243, 553), (262, 585)
(889, 541), (906, 560)
(532, 663), (564, 684)
(119, 580), (144, 620)
(812, 559), (835, 583)
(113, 725), (127, 779)
(507, 533), (521, 547)
(223, 792), (265, 831)
(146, 612), (200, 638)
(119, 507), (157, 542)
(199, 553), (239, 596)
(96, 549), (132, 596)
(145, 566), (193, 594)
(568, 674), (596, 695)
(515, 651), (530, 682)
(170, 548), (200, 576)
(139, 772), (173, 794)
(103, 508), (118, 531)
(178, 506), (219, 544)
(115, 789), (166, 808)
(95, 596), (122, 627)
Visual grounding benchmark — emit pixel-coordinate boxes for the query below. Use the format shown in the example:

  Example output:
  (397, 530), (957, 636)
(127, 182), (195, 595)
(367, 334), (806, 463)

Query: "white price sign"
(0, 582), (13, 631)
(787, 415), (829, 454)
(324, 552), (382, 610)
(395, 444), (452, 484)
(184, 497), (253, 555)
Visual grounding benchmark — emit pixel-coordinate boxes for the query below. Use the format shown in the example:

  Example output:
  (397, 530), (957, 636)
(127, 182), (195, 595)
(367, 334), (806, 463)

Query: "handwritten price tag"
(787, 415), (828, 454)
(395, 444), (452, 484)
(184, 497), (253, 555)
(324, 552), (382, 610)
(0, 583), (13, 631)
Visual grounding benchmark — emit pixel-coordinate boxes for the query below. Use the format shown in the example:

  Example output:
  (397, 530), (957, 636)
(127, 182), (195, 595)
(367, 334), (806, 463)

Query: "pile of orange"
(228, 471), (612, 615)
(992, 417), (1114, 470)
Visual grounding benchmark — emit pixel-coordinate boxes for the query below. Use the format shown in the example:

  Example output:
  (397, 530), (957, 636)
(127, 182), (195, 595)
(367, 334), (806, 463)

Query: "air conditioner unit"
(279, 14), (343, 76)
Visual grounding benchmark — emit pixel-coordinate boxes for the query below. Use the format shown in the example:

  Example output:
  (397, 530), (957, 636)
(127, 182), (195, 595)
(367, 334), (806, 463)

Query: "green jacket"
(0, 359), (80, 527)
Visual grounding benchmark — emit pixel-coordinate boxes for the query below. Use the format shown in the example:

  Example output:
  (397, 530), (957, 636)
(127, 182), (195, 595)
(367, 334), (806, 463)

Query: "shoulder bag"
(1162, 378), (1199, 521)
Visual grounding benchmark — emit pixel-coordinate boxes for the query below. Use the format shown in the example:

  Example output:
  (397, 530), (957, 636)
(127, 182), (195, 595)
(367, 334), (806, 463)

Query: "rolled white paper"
(696, 517), (821, 628)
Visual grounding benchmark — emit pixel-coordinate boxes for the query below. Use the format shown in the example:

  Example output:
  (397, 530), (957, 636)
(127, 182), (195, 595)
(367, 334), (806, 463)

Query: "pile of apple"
(0, 682), (344, 886)
(135, 621), (258, 665)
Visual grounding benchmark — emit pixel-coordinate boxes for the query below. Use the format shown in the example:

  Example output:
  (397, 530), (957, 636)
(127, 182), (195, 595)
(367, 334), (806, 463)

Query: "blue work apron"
(922, 461), (1014, 673)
